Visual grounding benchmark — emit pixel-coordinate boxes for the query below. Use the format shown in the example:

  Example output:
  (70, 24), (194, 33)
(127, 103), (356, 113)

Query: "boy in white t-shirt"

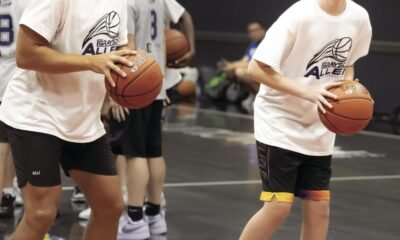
(240, 0), (372, 239)
(0, 0), (135, 239)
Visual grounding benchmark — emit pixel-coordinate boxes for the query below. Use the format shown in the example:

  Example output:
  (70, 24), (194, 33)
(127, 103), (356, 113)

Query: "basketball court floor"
(0, 104), (399, 240)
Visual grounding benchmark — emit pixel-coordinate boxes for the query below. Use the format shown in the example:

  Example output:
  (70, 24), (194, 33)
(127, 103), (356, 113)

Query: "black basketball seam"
(325, 108), (372, 121)
(114, 80), (162, 98)
(124, 81), (162, 98)
(120, 82), (162, 108)
(329, 97), (372, 102)
(320, 112), (345, 135)
(328, 99), (373, 120)
(122, 61), (159, 96)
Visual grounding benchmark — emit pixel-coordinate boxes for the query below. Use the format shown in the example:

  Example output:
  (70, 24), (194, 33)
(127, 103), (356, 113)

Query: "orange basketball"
(177, 80), (196, 97)
(319, 80), (374, 135)
(165, 29), (189, 64)
(105, 51), (163, 109)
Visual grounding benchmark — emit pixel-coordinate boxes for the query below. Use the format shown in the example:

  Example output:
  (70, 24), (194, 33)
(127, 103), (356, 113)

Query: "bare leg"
(147, 156), (166, 205)
(4, 150), (15, 189)
(240, 198), (292, 240)
(0, 142), (10, 191)
(11, 183), (61, 240)
(116, 155), (127, 190)
(126, 157), (149, 207)
(70, 170), (124, 240)
(300, 200), (330, 240)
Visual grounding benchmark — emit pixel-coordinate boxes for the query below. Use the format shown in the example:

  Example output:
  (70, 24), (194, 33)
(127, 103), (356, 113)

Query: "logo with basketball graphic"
(305, 37), (353, 80)
(82, 11), (120, 55)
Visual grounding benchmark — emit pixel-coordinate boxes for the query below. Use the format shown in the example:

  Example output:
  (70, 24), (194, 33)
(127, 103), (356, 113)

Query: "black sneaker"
(0, 193), (15, 218)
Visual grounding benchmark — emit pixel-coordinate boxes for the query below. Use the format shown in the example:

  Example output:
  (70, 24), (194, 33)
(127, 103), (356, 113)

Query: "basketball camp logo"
(304, 37), (352, 80)
(82, 11), (120, 55)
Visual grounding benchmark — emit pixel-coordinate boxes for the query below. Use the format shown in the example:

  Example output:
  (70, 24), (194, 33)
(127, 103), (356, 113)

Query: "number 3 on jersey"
(0, 14), (14, 46)
(150, 10), (157, 40)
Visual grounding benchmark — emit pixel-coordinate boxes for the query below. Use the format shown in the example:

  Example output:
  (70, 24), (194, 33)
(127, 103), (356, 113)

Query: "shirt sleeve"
(347, 17), (372, 65)
(164, 0), (185, 24)
(252, 14), (296, 73)
(117, 0), (128, 46)
(126, 0), (137, 36)
(19, 0), (66, 43)
(11, 0), (25, 27)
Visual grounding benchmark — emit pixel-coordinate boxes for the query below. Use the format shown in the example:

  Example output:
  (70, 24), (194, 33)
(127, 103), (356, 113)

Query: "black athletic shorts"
(4, 124), (117, 188)
(0, 121), (8, 143)
(110, 100), (163, 158)
(257, 141), (332, 203)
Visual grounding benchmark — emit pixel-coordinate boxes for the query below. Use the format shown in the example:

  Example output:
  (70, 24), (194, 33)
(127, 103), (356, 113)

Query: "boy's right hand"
(87, 49), (136, 87)
(304, 81), (343, 114)
(110, 98), (130, 123)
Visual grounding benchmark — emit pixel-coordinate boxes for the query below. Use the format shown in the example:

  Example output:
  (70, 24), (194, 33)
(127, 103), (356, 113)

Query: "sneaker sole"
(118, 233), (150, 240)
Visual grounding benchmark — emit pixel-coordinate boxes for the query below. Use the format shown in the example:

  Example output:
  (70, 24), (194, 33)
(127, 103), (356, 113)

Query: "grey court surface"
(1, 104), (399, 240)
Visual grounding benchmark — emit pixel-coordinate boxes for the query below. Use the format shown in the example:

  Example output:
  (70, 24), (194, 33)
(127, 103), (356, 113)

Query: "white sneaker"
(78, 207), (91, 220)
(13, 178), (23, 206)
(118, 218), (150, 240)
(161, 192), (167, 210)
(147, 214), (167, 235)
(71, 186), (86, 203)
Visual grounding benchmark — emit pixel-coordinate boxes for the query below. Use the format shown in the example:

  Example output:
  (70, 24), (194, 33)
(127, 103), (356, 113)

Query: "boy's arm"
(172, 11), (195, 67)
(16, 25), (135, 87)
(248, 59), (342, 113)
(224, 57), (250, 71)
(102, 44), (133, 122)
(127, 34), (136, 50)
(344, 65), (355, 80)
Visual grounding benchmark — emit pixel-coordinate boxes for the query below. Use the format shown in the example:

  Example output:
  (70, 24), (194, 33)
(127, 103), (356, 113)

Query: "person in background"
(218, 20), (266, 113)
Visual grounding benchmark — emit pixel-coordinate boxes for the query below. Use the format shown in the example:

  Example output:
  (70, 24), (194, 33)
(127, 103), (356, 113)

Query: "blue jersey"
(244, 41), (259, 60)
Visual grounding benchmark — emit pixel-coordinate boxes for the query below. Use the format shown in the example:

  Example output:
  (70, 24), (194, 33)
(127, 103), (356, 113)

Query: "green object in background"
(205, 73), (227, 90)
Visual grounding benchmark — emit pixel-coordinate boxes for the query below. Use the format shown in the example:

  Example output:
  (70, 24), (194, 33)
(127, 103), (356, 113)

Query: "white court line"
(61, 175), (400, 191)
(170, 105), (400, 140)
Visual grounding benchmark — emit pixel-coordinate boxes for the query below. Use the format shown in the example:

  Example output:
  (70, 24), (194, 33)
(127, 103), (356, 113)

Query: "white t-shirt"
(0, 0), (128, 143)
(11, 0), (29, 28)
(253, 0), (372, 156)
(0, 0), (17, 100)
(163, 0), (185, 90)
(164, 0), (185, 25)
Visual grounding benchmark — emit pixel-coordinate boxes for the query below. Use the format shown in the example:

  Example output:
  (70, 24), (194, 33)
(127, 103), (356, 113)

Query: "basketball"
(105, 50), (163, 109)
(165, 29), (190, 64)
(177, 80), (196, 97)
(319, 80), (374, 135)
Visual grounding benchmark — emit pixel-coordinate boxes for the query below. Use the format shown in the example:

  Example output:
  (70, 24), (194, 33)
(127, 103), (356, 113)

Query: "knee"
(92, 197), (124, 220)
(26, 207), (57, 227)
(263, 202), (292, 220)
(315, 202), (330, 220)
(306, 201), (330, 222)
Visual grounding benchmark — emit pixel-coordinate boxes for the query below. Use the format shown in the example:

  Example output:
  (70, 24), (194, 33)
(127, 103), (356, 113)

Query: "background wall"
(179, 0), (400, 113)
